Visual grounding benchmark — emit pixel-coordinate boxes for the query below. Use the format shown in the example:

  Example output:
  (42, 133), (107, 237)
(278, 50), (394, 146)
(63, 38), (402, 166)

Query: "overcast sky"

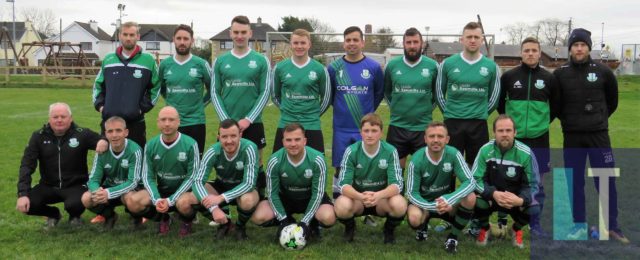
(2, 0), (639, 55)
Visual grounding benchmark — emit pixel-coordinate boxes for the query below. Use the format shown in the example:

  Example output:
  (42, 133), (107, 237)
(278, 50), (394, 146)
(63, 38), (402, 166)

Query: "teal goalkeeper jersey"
(406, 145), (475, 211)
(384, 55), (439, 131)
(266, 147), (327, 224)
(159, 55), (212, 126)
(338, 140), (403, 193)
(142, 133), (200, 206)
(271, 57), (331, 130)
(435, 53), (501, 120)
(211, 49), (270, 123)
(192, 138), (259, 202)
(87, 139), (143, 199)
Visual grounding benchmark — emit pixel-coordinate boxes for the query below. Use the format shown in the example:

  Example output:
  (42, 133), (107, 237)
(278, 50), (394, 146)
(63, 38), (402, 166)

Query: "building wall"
(0, 22), (41, 66)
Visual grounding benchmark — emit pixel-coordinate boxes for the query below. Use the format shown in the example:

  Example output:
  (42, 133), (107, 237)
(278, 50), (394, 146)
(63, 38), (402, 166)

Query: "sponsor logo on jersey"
(421, 68), (430, 77)
(224, 64), (231, 69)
(235, 161), (244, 170)
(587, 73), (598, 82)
(451, 84), (458, 91)
(248, 60), (257, 69)
(506, 166), (516, 177)
(304, 169), (313, 179)
(225, 80), (255, 87)
(396, 85), (426, 94)
(395, 70), (402, 75)
(121, 159), (129, 168)
(451, 83), (484, 93)
(308, 71), (317, 80)
(378, 159), (388, 169)
(133, 69), (142, 79)
(189, 68), (198, 77)
(356, 164), (363, 169)
(337, 85), (368, 94)
(104, 163), (112, 169)
(513, 80), (523, 89)
(177, 152), (187, 162)
(361, 69), (371, 79)
(68, 138), (79, 148)
(535, 79), (545, 89)
(443, 162), (452, 172)
(154, 155), (161, 160)
(287, 91), (315, 100)
(479, 67), (489, 77)
(285, 73), (292, 78)
(453, 68), (460, 73)
(281, 172), (288, 178)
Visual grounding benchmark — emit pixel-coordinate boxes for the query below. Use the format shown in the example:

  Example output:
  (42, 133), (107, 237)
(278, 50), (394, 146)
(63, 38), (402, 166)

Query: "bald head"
(157, 106), (180, 139)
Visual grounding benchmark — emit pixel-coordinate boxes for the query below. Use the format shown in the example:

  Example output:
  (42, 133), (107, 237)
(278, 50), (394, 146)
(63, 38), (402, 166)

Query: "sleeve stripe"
(302, 156), (326, 224)
(194, 148), (216, 200)
(210, 58), (229, 120)
(391, 149), (403, 192)
(247, 55), (272, 122)
(406, 162), (435, 210)
(141, 146), (159, 204)
(270, 64), (280, 107)
(223, 146), (257, 200)
(92, 68), (103, 103)
(169, 143), (200, 206)
(319, 67), (331, 114)
(337, 147), (352, 193)
(266, 157), (285, 220)
(435, 61), (447, 110)
(487, 64), (501, 110)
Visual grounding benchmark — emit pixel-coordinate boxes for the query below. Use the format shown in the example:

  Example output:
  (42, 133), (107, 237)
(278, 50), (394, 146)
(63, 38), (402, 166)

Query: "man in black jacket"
(16, 103), (107, 229)
(554, 28), (628, 243)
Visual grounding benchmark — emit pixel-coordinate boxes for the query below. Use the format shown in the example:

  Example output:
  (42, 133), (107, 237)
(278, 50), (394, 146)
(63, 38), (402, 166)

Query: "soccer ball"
(490, 223), (509, 239)
(279, 224), (307, 250)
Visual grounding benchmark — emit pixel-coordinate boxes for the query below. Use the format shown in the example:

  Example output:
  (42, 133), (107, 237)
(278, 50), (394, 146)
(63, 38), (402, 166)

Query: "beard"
(176, 46), (190, 55)
(404, 48), (421, 62)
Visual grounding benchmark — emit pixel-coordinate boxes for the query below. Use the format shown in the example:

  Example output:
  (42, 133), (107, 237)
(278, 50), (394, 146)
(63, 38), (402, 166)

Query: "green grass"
(1, 76), (639, 258)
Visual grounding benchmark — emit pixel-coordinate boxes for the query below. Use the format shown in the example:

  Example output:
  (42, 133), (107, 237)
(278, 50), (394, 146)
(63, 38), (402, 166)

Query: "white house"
(33, 20), (112, 66)
(111, 24), (179, 62)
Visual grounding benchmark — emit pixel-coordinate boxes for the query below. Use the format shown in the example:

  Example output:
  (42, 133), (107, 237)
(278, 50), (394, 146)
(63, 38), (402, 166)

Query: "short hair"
(426, 121), (448, 133)
(49, 102), (72, 116)
(403, 27), (423, 43)
(493, 114), (516, 132)
(219, 119), (240, 131)
(521, 36), (540, 49)
(292, 28), (311, 40)
(105, 116), (127, 129)
(121, 21), (139, 34)
(360, 113), (383, 130)
(463, 22), (482, 32)
(231, 15), (250, 26)
(344, 26), (363, 39)
(174, 24), (193, 38)
(283, 122), (305, 134)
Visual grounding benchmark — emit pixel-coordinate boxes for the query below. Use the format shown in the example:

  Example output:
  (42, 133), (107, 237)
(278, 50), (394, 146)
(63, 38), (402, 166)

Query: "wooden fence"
(0, 66), (100, 88)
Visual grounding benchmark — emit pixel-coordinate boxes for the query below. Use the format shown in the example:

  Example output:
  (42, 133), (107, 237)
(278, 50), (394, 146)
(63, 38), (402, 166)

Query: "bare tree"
(502, 22), (529, 45)
(537, 18), (569, 46)
(20, 7), (57, 37)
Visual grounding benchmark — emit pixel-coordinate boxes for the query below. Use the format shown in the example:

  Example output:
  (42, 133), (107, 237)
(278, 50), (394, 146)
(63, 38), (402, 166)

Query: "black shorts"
(179, 124), (206, 156)
(408, 204), (455, 222)
(207, 179), (256, 206)
(517, 131), (550, 173)
(243, 123), (266, 149)
(282, 193), (333, 216)
(272, 128), (325, 154)
(444, 118), (488, 165)
(386, 125), (426, 159)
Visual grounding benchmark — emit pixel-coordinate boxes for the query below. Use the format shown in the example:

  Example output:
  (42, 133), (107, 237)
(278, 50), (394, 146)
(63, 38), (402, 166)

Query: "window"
(221, 41), (233, 49)
(80, 42), (92, 51)
(146, 41), (160, 50)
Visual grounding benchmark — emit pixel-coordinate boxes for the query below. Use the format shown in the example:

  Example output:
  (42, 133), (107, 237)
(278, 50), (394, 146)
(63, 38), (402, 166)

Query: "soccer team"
(16, 14), (629, 254)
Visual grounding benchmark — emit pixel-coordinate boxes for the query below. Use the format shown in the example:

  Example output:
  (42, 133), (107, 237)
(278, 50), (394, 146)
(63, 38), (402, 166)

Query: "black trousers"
(27, 184), (87, 219)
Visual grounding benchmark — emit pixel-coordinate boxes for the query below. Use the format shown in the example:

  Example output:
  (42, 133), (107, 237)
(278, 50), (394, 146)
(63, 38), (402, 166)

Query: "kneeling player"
(81, 116), (144, 229)
(473, 115), (537, 248)
(406, 122), (475, 254)
(334, 113), (407, 244)
(190, 119), (260, 240)
(252, 123), (335, 241)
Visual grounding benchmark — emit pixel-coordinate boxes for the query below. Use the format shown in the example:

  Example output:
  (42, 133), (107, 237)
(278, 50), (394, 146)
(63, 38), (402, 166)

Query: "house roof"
(0, 21), (27, 41)
(111, 24), (179, 42)
(426, 42), (618, 61)
(75, 21), (112, 41)
(210, 22), (288, 42)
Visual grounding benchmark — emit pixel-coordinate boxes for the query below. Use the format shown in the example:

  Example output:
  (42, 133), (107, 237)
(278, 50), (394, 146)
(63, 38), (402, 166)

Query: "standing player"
(498, 37), (559, 236)
(131, 106), (200, 237)
(159, 24), (211, 154)
(406, 122), (475, 254)
(252, 123), (335, 240)
(81, 116), (143, 229)
(271, 28), (331, 153)
(328, 26), (384, 198)
(211, 15), (270, 197)
(473, 115), (537, 249)
(189, 119), (260, 240)
(334, 113), (406, 244)
(384, 27), (438, 169)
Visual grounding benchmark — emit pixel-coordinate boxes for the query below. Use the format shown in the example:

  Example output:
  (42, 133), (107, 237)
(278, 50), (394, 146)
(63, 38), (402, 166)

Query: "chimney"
(257, 17), (262, 27)
(365, 24), (372, 34)
(89, 20), (98, 33)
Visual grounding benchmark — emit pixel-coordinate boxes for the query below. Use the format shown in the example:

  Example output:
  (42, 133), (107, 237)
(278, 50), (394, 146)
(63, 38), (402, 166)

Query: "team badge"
(133, 69), (142, 79)
(236, 161), (244, 170)
(451, 84), (459, 91)
(248, 60), (257, 69)
(535, 79), (545, 89)
(177, 152), (187, 162)
(421, 68), (430, 77)
(189, 68), (198, 77)
(308, 71), (317, 81)
(361, 69), (371, 79)
(378, 159), (388, 169)
(443, 163), (452, 172)
(506, 166), (516, 177)
(304, 169), (313, 179)
(121, 159), (129, 168)
(68, 138), (79, 148)
(479, 67), (489, 77)
(587, 73), (598, 82)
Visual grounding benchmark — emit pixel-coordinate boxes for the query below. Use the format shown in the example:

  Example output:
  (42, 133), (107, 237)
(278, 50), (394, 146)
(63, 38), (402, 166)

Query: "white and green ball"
(279, 224), (307, 250)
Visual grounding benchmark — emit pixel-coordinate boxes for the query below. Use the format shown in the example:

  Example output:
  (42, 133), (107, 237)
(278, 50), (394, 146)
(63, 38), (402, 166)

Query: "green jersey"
(384, 55), (438, 131)
(435, 53), (501, 120)
(211, 49), (270, 123)
(87, 139), (143, 199)
(159, 55), (212, 126)
(271, 57), (331, 130)
(142, 133), (200, 206)
(192, 138), (259, 202)
(266, 147), (327, 224)
(338, 141), (403, 193)
(406, 145), (475, 211)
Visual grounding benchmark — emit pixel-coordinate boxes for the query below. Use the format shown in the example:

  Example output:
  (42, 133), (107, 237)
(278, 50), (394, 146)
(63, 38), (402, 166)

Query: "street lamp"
(115, 4), (126, 44)
(6, 0), (16, 66)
